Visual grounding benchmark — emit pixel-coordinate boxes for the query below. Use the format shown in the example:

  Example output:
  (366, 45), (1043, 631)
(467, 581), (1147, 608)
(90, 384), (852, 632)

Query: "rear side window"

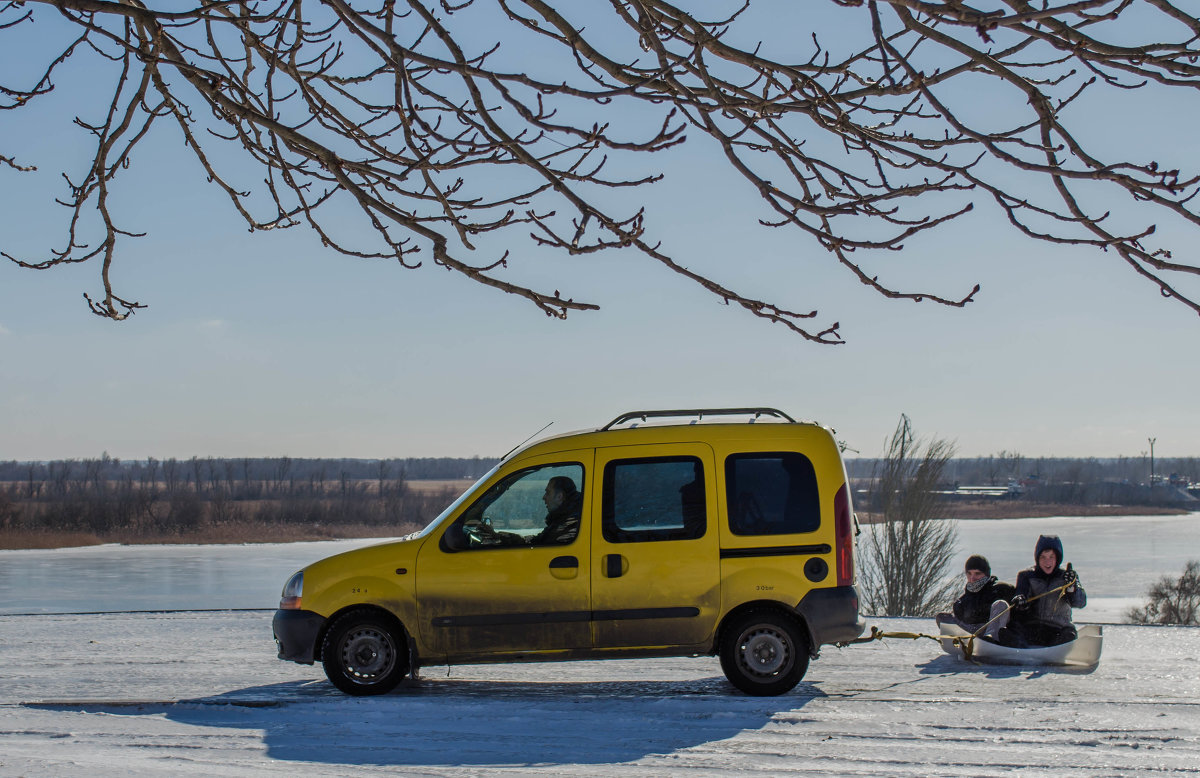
(725, 452), (820, 535)
(602, 456), (705, 543)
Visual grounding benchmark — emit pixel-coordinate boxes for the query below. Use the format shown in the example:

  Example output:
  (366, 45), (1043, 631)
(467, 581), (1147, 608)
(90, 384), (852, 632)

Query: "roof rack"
(601, 407), (796, 431)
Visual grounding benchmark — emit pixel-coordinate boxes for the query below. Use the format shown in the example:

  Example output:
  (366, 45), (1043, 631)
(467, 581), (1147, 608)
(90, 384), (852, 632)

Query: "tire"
(719, 610), (810, 696)
(321, 610), (408, 696)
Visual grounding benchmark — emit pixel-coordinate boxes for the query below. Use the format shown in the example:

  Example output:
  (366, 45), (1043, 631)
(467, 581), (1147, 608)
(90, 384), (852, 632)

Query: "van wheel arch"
(320, 606), (414, 696)
(315, 605), (409, 663)
(717, 606), (812, 696)
(716, 601), (816, 659)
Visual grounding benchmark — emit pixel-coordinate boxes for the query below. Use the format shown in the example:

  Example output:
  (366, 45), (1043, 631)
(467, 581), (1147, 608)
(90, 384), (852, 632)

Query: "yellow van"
(273, 408), (864, 696)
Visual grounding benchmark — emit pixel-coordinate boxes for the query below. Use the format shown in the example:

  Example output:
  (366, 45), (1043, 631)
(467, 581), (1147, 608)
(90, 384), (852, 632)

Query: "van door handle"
(605, 554), (624, 578)
(549, 556), (578, 569)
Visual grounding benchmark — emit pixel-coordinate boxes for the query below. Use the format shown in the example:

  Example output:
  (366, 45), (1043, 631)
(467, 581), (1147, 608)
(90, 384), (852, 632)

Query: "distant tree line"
(0, 455), (498, 486)
(848, 454), (1200, 507)
(847, 453), (1200, 486)
(3, 449), (1196, 540)
(0, 455), (498, 538)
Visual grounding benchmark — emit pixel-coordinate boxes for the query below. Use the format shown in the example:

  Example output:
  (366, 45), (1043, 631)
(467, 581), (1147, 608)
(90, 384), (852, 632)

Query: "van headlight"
(279, 570), (304, 610)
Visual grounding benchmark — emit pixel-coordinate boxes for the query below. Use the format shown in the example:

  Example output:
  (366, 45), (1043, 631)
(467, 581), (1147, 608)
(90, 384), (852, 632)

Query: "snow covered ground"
(2, 610), (1197, 776)
(3, 517), (1197, 775)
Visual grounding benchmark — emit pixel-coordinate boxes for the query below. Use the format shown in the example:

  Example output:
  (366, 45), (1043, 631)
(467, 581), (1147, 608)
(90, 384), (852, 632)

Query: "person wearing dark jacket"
(938, 554), (1016, 636)
(528, 476), (583, 546)
(954, 554), (1016, 627)
(998, 534), (1087, 648)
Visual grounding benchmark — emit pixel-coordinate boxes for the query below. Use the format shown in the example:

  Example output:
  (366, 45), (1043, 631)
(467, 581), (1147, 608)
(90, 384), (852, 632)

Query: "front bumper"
(273, 608), (326, 664)
(796, 585), (866, 650)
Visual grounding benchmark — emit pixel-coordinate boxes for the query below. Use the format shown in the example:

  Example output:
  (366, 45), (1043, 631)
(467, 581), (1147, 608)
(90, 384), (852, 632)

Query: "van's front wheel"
(719, 611), (810, 696)
(321, 610), (408, 696)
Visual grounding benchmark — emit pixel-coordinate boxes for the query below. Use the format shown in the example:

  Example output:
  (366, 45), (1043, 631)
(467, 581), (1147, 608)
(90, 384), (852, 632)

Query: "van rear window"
(725, 452), (820, 535)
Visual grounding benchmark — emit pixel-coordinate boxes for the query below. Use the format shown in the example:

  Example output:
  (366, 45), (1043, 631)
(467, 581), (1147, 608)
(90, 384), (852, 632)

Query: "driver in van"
(528, 476), (582, 546)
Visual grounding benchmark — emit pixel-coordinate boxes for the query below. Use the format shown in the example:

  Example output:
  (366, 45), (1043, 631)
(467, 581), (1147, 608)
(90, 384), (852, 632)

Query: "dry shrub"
(859, 415), (959, 617)
(0, 530), (105, 550)
(1128, 561), (1200, 626)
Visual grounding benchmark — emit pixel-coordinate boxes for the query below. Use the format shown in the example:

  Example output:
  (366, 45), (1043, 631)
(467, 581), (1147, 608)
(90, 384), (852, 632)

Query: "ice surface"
(4, 513), (1198, 619)
(0, 538), (380, 614)
(933, 513), (1200, 618)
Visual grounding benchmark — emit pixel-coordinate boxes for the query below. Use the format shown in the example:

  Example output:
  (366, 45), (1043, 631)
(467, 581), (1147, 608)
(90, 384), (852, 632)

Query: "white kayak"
(936, 619), (1103, 667)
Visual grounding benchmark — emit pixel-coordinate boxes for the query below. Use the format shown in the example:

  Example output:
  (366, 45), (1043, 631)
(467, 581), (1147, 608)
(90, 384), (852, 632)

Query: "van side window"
(602, 456), (705, 543)
(725, 452), (820, 536)
(442, 463), (584, 551)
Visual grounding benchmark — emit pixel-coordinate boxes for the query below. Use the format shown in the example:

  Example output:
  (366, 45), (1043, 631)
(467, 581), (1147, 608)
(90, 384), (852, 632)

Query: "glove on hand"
(1010, 595), (1027, 609)
(1064, 564), (1079, 590)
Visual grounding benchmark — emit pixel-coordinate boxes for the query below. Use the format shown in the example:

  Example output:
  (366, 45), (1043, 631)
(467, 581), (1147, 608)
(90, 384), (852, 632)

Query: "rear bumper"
(273, 609), (326, 664)
(796, 585), (865, 649)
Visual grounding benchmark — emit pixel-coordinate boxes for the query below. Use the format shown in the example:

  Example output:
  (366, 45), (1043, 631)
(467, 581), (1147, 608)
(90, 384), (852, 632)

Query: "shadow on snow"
(28, 675), (827, 767)
(916, 653), (1100, 679)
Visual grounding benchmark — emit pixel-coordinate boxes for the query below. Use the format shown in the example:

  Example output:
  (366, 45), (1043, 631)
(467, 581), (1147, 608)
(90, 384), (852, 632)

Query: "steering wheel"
(462, 517), (497, 547)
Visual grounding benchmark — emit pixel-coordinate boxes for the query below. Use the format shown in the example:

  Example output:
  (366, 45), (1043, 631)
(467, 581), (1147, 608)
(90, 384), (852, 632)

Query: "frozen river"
(924, 512), (1200, 622)
(1, 513), (1197, 622)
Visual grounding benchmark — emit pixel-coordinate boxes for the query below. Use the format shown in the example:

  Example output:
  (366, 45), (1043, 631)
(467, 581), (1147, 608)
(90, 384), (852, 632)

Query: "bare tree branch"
(3, 0), (1200, 340)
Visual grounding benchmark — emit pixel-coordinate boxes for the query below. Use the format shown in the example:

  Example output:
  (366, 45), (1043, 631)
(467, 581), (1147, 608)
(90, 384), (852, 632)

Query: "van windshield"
(412, 462), (502, 537)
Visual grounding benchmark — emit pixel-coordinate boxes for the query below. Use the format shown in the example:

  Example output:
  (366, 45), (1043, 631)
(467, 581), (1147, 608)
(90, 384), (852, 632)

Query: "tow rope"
(835, 580), (1077, 663)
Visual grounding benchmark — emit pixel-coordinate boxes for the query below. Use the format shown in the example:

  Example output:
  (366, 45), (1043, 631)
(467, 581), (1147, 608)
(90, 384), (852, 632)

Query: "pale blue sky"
(2, 3), (1198, 462)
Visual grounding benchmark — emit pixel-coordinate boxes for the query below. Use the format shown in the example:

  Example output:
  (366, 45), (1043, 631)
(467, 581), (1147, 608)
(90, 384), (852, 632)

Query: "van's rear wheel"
(719, 611), (809, 696)
(321, 610), (408, 696)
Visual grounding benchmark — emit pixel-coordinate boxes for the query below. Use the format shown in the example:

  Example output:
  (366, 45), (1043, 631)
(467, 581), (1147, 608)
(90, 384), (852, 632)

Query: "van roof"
(503, 408), (831, 462)
(601, 408), (798, 430)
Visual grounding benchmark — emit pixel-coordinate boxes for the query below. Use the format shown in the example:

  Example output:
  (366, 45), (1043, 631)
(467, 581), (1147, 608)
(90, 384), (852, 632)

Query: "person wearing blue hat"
(998, 534), (1087, 647)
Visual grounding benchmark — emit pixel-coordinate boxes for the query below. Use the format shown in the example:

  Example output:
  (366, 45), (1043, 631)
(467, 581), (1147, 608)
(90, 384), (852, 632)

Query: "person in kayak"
(938, 554), (1016, 637)
(998, 534), (1087, 648)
